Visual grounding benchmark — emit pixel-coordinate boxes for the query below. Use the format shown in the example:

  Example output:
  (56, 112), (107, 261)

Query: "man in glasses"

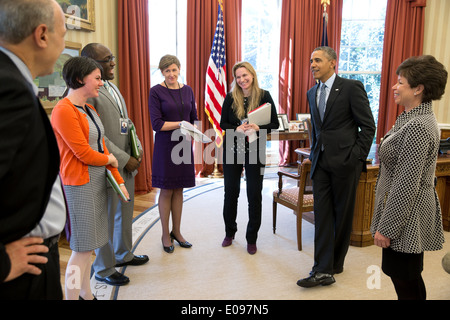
(81, 43), (148, 287)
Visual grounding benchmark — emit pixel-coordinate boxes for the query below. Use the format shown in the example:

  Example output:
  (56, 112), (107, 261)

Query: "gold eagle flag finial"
(322, 0), (331, 12)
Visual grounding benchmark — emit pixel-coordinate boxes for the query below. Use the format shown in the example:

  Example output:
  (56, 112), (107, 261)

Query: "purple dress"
(149, 84), (198, 189)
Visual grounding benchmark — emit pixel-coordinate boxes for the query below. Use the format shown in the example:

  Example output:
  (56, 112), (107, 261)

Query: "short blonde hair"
(158, 54), (181, 71)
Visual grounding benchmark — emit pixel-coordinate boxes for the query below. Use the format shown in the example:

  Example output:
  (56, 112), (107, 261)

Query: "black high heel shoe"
(170, 231), (192, 248)
(162, 237), (174, 253)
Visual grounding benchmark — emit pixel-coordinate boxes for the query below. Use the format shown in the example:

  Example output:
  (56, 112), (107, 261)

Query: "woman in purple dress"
(149, 55), (198, 253)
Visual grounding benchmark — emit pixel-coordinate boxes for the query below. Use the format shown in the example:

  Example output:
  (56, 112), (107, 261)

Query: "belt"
(43, 235), (60, 248)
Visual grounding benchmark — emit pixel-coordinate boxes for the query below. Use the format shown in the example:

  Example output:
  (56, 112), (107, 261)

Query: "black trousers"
(311, 152), (363, 274)
(223, 146), (265, 244)
(0, 236), (63, 300)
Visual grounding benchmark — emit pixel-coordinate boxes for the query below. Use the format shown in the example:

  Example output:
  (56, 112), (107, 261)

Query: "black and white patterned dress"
(370, 102), (445, 254)
(64, 106), (109, 252)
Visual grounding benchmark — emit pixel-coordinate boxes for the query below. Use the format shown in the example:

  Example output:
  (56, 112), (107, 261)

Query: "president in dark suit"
(0, 0), (67, 299)
(297, 47), (376, 288)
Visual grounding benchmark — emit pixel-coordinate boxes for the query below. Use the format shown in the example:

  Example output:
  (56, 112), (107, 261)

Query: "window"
(338, 0), (387, 132)
(148, 0), (187, 87)
(242, 0), (282, 166)
(242, 0), (282, 105)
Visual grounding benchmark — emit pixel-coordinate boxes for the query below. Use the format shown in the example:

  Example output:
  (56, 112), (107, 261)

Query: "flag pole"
(206, 0), (226, 179)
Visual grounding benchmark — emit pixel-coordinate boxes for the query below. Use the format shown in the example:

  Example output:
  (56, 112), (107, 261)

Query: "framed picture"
(279, 114), (289, 131)
(296, 113), (311, 121)
(36, 41), (82, 115)
(57, 0), (96, 32)
(288, 120), (304, 132)
(277, 115), (286, 131)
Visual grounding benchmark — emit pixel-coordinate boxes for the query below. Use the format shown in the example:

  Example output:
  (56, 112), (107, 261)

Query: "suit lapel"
(310, 83), (321, 122)
(323, 76), (343, 121)
(100, 87), (122, 116)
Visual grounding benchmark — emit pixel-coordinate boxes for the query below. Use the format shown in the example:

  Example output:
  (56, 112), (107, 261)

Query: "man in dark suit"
(82, 43), (148, 286)
(297, 47), (376, 288)
(0, 0), (67, 299)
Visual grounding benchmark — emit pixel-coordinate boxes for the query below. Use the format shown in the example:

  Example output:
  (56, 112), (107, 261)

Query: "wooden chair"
(272, 159), (314, 251)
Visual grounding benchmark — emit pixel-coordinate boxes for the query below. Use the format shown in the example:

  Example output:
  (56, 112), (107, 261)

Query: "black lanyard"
(165, 81), (185, 120)
(77, 105), (104, 154)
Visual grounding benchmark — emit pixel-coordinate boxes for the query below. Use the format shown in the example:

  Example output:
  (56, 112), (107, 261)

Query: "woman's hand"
(107, 153), (118, 168)
(246, 123), (260, 132)
(374, 231), (391, 248)
(120, 184), (130, 202)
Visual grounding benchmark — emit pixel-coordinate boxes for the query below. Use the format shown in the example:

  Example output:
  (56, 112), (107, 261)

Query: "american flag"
(205, 0), (227, 147)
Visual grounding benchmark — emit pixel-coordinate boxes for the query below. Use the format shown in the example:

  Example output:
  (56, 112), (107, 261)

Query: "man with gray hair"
(0, 0), (67, 299)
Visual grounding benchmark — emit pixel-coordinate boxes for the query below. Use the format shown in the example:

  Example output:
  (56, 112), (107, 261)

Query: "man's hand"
(124, 156), (140, 173)
(4, 237), (49, 283)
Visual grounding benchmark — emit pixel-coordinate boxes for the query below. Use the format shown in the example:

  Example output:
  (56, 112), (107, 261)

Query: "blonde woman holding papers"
(220, 61), (278, 254)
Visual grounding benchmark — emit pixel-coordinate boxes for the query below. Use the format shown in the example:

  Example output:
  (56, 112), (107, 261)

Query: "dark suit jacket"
(0, 51), (60, 282)
(307, 75), (375, 178)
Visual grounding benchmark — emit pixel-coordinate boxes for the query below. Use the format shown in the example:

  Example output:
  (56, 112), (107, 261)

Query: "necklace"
(164, 81), (185, 120)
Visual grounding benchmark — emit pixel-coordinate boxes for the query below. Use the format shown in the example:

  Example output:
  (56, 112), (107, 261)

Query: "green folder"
(106, 169), (129, 202)
(130, 124), (140, 159)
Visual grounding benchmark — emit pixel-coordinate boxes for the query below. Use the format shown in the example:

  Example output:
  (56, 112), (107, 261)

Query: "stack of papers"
(180, 121), (212, 143)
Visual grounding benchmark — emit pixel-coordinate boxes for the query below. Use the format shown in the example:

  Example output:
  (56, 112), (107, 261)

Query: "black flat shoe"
(170, 231), (192, 248)
(95, 271), (130, 286)
(296, 272), (335, 288)
(115, 255), (149, 267)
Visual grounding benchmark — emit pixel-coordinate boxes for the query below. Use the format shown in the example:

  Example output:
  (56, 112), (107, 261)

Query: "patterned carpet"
(91, 179), (450, 301)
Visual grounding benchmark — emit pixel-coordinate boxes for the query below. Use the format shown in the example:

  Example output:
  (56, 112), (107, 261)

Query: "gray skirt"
(64, 165), (108, 252)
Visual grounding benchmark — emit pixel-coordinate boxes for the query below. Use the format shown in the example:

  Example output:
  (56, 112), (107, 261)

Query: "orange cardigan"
(51, 98), (124, 186)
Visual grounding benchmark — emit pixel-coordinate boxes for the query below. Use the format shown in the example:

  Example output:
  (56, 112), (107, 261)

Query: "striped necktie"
(318, 84), (327, 121)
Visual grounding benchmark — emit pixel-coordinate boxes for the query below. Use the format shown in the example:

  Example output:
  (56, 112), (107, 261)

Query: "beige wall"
(64, 0), (119, 85)
(424, 0), (450, 125)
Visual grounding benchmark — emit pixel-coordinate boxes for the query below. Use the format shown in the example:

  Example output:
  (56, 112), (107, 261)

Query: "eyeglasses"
(96, 55), (115, 63)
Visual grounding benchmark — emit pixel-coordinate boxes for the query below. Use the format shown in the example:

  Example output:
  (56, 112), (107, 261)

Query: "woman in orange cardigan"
(51, 57), (129, 300)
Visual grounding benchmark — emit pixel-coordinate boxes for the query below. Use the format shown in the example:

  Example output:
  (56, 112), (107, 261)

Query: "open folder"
(248, 102), (271, 126)
(180, 121), (212, 143)
(106, 169), (129, 202)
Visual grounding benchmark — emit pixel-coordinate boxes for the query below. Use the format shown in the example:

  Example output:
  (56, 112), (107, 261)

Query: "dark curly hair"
(62, 56), (103, 90)
(396, 55), (448, 103)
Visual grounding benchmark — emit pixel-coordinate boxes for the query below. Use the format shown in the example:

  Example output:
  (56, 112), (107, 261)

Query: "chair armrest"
(276, 171), (300, 196)
(277, 171), (300, 180)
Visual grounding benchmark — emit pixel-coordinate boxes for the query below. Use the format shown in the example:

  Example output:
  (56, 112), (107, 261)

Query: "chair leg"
(272, 201), (277, 234)
(296, 211), (302, 251)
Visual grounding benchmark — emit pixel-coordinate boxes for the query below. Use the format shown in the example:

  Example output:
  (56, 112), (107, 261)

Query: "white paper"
(180, 121), (212, 143)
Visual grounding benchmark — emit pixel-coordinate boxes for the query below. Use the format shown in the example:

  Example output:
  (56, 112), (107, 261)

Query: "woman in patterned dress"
(370, 55), (447, 300)
(52, 57), (129, 300)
